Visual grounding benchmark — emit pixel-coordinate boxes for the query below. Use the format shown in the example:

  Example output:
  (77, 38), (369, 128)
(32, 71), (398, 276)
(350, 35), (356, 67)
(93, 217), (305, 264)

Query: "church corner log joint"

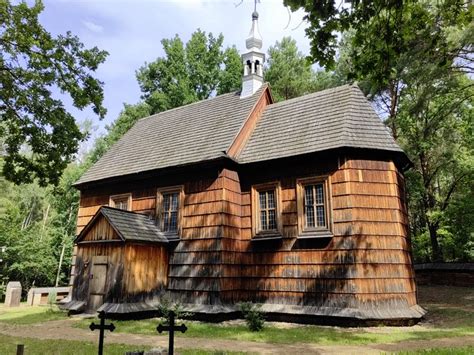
(61, 11), (425, 325)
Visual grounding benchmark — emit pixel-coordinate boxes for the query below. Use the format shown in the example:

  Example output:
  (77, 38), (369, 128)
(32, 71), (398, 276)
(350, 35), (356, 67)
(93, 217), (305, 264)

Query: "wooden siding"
(226, 156), (416, 310)
(73, 242), (168, 308)
(71, 153), (419, 318)
(79, 215), (121, 242)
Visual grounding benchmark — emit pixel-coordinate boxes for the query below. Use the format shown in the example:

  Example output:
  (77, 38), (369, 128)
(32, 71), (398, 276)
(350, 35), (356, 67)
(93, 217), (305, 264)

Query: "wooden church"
(63, 11), (425, 324)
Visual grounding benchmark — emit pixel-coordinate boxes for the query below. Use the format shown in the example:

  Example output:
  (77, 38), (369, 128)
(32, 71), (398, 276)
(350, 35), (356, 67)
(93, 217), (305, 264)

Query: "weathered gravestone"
(4, 282), (21, 307)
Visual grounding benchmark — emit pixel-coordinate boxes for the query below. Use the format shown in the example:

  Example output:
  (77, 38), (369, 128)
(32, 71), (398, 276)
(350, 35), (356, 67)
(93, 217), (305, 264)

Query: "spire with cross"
(240, 0), (265, 98)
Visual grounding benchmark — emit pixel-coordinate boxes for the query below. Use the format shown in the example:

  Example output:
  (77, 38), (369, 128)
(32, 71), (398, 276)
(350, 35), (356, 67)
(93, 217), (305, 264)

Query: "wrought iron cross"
(89, 311), (115, 355)
(156, 311), (187, 355)
(254, 0), (260, 13)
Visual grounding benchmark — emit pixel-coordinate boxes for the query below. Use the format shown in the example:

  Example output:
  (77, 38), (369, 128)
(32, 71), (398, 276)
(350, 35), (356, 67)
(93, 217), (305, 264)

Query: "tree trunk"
(428, 222), (442, 262)
(55, 243), (66, 287)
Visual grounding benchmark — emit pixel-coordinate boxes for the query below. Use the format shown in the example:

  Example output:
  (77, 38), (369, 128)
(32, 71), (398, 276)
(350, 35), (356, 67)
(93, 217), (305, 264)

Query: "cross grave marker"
(156, 311), (187, 355)
(89, 310), (115, 355)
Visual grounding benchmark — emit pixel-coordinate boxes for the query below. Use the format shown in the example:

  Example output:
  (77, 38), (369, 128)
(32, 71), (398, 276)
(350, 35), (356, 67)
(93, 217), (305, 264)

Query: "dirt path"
(1, 319), (473, 354)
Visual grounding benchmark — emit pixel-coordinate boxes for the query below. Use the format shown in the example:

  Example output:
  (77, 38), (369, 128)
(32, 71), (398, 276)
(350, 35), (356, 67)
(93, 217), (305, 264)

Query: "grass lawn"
(0, 334), (147, 355)
(73, 316), (473, 346)
(0, 334), (248, 355)
(397, 347), (474, 355)
(72, 285), (474, 346)
(0, 304), (67, 324)
(0, 285), (472, 352)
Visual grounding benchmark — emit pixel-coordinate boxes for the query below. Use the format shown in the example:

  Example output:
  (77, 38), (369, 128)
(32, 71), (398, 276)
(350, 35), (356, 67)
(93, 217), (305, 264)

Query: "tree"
(136, 29), (242, 114)
(285, 1), (474, 261)
(264, 37), (314, 102)
(400, 75), (474, 261)
(1, 0), (108, 186)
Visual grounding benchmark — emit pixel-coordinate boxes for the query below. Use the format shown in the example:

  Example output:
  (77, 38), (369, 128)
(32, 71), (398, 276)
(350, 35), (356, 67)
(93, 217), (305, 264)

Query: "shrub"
(47, 290), (57, 312)
(157, 295), (193, 324)
(239, 302), (265, 331)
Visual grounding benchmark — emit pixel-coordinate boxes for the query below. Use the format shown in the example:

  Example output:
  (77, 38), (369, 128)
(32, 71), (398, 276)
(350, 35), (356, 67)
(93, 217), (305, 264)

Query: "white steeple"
(240, 9), (265, 98)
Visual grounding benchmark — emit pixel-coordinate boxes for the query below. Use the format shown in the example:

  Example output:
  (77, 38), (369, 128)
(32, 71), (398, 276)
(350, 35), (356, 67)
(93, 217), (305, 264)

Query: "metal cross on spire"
(254, 0), (260, 13)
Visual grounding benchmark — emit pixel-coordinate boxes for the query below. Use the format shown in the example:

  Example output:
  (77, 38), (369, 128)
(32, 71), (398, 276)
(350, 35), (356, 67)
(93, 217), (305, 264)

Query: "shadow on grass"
(73, 317), (474, 346)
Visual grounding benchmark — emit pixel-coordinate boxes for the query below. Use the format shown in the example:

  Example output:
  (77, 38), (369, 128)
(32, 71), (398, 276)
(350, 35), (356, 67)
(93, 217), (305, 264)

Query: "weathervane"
(234, 0), (260, 10)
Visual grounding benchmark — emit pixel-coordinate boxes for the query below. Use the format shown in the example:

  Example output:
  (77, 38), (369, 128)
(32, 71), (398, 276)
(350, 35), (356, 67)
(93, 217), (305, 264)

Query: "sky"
(38, 0), (310, 140)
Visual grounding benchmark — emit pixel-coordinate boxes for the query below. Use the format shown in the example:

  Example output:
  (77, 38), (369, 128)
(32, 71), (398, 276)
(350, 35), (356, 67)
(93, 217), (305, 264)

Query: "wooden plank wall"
(80, 215), (121, 242)
(168, 173), (230, 304)
(72, 154), (417, 315)
(73, 242), (168, 305)
(122, 244), (168, 301)
(230, 157), (417, 311)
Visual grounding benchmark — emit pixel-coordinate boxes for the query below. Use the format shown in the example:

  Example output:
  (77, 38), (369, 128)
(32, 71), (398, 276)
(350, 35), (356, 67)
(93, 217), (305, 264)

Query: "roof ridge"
(226, 83), (270, 158)
(265, 83), (354, 109)
(138, 90), (241, 122)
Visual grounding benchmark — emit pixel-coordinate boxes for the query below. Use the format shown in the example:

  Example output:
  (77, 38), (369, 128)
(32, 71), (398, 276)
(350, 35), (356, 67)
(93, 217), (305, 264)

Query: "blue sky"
(38, 0), (309, 141)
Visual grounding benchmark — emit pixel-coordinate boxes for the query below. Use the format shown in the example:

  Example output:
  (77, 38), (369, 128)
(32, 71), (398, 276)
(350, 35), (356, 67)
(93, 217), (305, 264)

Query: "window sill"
(252, 231), (283, 241)
(298, 230), (333, 239)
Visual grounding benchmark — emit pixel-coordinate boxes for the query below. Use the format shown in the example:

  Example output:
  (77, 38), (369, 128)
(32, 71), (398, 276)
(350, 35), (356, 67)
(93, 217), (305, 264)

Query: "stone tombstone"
(4, 281), (22, 307)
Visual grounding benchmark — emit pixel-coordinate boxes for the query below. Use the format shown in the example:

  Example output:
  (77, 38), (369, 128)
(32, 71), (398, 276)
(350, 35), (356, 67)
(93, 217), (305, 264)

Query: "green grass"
(0, 334), (150, 355)
(0, 334), (248, 355)
(398, 347), (474, 355)
(0, 304), (67, 324)
(73, 316), (474, 346)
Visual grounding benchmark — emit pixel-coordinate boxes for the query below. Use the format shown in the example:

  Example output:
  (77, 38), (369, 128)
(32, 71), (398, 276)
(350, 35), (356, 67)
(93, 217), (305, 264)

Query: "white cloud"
(82, 20), (104, 33)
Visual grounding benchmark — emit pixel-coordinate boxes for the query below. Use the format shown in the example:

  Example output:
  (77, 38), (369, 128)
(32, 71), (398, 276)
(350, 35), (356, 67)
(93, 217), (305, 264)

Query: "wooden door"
(88, 256), (108, 311)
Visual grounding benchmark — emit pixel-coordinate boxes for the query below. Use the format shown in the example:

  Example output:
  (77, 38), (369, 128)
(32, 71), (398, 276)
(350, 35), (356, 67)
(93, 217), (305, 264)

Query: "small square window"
(109, 193), (132, 211)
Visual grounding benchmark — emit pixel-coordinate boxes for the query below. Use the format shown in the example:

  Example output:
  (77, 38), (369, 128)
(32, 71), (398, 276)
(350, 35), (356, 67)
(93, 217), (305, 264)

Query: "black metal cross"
(156, 311), (187, 355)
(89, 311), (116, 355)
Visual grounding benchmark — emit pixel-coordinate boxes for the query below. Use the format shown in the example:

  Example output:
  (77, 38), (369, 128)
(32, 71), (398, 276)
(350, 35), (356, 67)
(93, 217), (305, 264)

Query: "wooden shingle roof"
(77, 84), (404, 186)
(77, 85), (268, 185)
(76, 206), (168, 244)
(238, 84), (402, 163)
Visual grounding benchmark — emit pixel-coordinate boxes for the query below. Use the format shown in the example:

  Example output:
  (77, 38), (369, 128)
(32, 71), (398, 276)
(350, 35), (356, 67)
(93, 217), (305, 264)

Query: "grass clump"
(239, 302), (265, 332)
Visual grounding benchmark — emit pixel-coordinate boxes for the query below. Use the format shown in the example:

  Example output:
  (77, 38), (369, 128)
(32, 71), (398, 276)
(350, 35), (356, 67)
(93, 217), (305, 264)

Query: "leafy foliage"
(265, 37), (314, 101)
(0, 158), (81, 297)
(264, 36), (349, 102)
(287, 0), (474, 261)
(0, 0), (108, 185)
(136, 29), (242, 114)
(157, 294), (193, 324)
(239, 302), (265, 332)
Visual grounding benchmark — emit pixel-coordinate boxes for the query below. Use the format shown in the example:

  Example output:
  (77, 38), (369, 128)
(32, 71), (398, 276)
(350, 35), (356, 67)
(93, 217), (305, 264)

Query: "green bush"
(157, 295), (193, 325)
(239, 302), (265, 332)
(47, 290), (57, 312)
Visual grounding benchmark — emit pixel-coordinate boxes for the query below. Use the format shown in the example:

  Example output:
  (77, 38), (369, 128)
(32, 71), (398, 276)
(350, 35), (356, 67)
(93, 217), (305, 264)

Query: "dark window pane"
(268, 210), (276, 230)
(316, 205), (325, 227)
(305, 186), (314, 206)
(260, 210), (267, 230)
(259, 192), (266, 209)
(315, 184), (324, 204)
(169, 212), (178, 232)
(170, 193), (179, 211)
(305, 205), (315, 227)
(267, 191), (275, 209)
(163, 213), (170, 231)
(163, 194), (170, 211)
